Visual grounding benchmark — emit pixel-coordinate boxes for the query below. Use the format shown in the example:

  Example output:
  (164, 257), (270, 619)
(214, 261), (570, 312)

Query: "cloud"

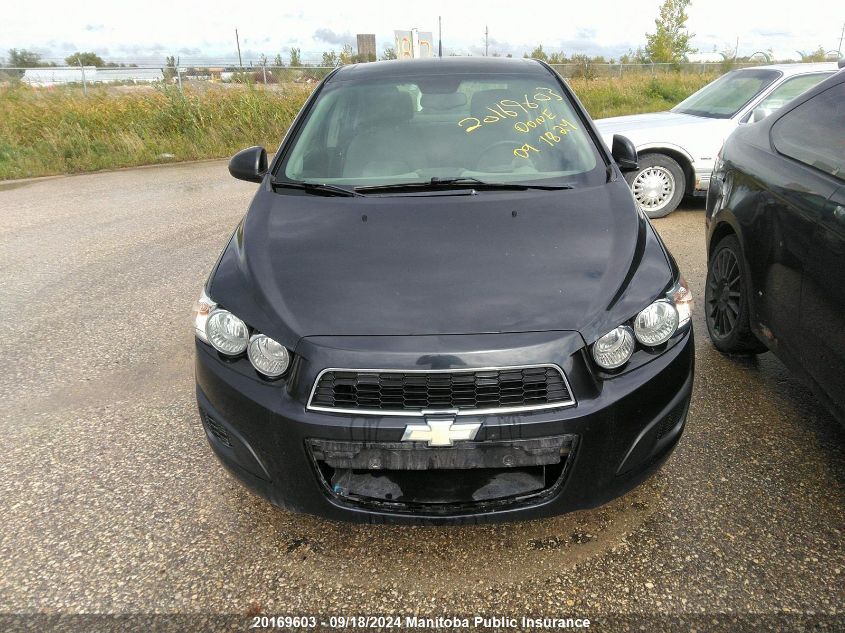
(0, 0), (834, 66)
(313, 28), (355, 47)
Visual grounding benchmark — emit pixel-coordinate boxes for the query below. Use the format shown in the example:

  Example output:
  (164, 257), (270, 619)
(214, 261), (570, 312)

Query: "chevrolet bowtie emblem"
(401, 410), (481, 447)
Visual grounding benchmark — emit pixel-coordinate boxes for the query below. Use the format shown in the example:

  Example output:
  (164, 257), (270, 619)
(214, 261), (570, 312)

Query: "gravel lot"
(1, 161), (842, 630)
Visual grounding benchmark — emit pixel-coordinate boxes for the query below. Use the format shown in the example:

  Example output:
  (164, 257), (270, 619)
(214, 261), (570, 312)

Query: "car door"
(806, 185), (845, 415)
(768, 80), (845, 411)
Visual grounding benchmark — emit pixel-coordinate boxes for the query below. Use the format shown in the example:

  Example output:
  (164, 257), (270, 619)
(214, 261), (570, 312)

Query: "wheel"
(625, 153), (685, 218)
(705, 234), (767, 354)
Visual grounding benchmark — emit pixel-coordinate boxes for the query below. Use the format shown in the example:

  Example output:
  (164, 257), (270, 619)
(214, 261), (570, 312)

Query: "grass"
(569, 73), (717, 118)
(0, 74), (716, 180)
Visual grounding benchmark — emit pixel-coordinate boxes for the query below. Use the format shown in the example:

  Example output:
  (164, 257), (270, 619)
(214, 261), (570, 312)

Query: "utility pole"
(176, 56), (183, 92)
(78, 59), (87, 96)
(838, 22), (844, 56)
(76, 55), (88, 97)
(235, 28), (243, 68)
(484, 25), (488, 56)
(438, 16), (442, 58)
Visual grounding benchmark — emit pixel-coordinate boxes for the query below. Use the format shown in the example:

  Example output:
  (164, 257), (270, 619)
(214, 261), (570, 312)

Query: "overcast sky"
(2, 0), (842, 64)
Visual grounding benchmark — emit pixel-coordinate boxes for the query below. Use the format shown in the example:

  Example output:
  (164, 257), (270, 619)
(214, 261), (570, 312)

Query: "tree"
(798, 46), (829, 62)
(547, 51), (569, 65)
(273, 54), (284, 67)
(289, 47), (302, 67)
(164, 55), (177, 80)
(525, 45), (548, 62)
(65, 51), (105, 67)
(339, 44), (354, 65)
(620, 47), (649, 64)
(7, 48), (42, 67)
(380, 46), (397, 60)
(644, 0), (696, 63)
(321, 50), (339, 67)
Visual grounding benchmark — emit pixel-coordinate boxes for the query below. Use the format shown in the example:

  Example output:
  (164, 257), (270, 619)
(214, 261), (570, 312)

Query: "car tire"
(625, 153), (685, 219)
(705, 234), (768, 354)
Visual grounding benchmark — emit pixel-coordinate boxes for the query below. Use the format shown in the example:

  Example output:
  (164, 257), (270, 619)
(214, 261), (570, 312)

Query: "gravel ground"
(0, 162), (842, 631)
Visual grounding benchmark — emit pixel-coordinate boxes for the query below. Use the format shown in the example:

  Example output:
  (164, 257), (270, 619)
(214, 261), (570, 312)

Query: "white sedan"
(595, 63), (836, 217)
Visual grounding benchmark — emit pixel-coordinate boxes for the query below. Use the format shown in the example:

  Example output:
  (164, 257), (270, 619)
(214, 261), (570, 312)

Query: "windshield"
(671, 69), (782, 119)
(278, 72), (604, 189)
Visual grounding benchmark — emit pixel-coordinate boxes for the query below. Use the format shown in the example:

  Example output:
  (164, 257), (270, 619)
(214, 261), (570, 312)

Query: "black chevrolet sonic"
(193, 57), (695, 524)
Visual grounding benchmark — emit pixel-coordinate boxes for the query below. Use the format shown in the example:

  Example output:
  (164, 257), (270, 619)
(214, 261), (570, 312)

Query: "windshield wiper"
(272, 180), (363, 197)
(354, 177), (573, 193)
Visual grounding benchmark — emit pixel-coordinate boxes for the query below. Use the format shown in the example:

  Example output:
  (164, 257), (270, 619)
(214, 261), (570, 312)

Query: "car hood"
(594, 110), (723, 146)
(209, 180), (674, 348)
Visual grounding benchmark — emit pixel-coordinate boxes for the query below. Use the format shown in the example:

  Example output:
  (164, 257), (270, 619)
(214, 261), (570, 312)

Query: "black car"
(193, 57), (695, 524)
(705, 69), (845, 422)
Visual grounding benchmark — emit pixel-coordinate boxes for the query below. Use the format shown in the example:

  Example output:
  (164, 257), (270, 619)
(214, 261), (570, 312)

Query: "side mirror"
(611, 134), (638, 172)
(228, 146), (268, 183)
(749, 106), (771, 124)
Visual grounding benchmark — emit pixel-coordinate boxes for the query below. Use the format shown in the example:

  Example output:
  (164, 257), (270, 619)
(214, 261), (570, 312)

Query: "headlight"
(592, 326), (635, 369)
(247, 334), (291, 377)
(669, 276), (693, 327)
(205, 309), (249, 355)
(634, 300), (679, 346)
(191, 288), (217, 343)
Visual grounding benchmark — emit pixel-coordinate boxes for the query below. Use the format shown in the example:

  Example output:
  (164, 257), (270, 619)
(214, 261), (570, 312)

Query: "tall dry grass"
(0, 83), (311, 180)
(570, 73), (717, 118)
(0, 74), (715, 180)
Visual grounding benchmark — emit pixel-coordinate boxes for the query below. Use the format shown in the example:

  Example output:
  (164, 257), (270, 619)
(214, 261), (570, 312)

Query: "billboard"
(394, 29), (434, 59)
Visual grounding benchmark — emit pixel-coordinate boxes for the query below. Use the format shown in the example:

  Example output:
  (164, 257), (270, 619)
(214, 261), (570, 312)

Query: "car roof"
(735, 62), (838, 76)
(328, 56), (549, 82)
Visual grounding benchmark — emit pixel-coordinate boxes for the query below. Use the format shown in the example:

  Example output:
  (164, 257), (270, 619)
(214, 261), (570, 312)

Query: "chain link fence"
(0, 60), (781, 90)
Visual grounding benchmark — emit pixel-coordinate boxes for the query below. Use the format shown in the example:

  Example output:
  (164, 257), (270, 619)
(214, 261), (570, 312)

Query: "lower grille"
(308, 435), (578, 514)
(308, 365), (574, 415)
(655, 400), (687, 441)
(200, 410), (232, 447)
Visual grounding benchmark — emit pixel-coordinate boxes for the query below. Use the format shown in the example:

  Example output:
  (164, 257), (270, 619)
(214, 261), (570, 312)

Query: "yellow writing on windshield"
(514, 118), (579, 159)
(457, 87), (564, 134)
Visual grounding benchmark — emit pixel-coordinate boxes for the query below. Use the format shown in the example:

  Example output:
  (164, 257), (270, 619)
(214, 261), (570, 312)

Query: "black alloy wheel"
(705, 234), (767, 354)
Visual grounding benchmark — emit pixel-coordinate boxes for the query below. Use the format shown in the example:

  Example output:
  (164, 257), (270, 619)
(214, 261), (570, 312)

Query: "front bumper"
(195, 329), (694, 524)
(693, 168), (712, 197)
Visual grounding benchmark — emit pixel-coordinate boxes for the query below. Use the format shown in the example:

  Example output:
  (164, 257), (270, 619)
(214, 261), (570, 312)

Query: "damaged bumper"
(194, 329), (694, 524)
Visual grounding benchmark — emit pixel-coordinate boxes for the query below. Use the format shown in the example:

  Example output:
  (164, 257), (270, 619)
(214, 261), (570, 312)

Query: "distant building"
(22, 66), (163, 86)
(22, 67), (96, 86)
(357, 34), (376, 61)
(686, 52), (724, 63)
(93, 68), (164, 83)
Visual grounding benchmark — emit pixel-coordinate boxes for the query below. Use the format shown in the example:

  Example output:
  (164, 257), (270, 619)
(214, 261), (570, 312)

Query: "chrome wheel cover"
(631, 166), (675, 212)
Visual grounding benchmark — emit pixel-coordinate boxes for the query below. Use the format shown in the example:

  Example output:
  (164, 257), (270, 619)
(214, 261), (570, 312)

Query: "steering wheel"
(475, 140), (540, 172)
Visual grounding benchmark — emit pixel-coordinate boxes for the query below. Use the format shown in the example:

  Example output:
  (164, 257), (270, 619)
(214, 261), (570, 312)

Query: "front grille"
(308, 365), (574, 414)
